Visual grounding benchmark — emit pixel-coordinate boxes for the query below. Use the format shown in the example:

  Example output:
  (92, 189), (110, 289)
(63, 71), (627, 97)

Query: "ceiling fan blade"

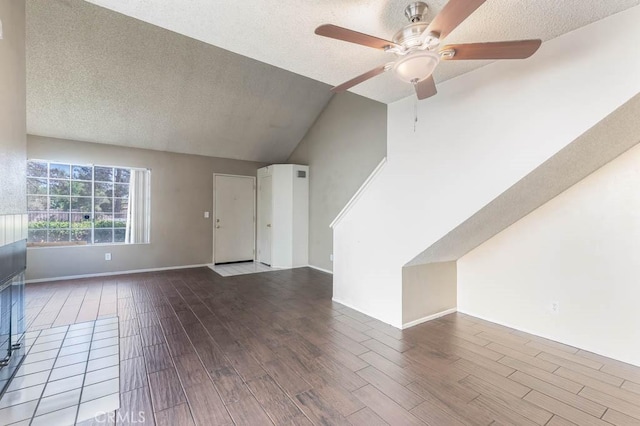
(331, 64), (390, 93)
(426, 0), (486, 39)
(415, 76), (437, 100)
(315, 24), (400, 50)
(440, 40), (542, 60)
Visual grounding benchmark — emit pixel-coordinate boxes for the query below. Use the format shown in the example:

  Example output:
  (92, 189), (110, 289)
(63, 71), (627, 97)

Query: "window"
(26, 160), (150, 246)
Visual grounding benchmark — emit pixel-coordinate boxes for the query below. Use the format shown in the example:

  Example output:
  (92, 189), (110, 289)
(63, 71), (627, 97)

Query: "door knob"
(216, 225), (221, 229)
(267, 224), (271, 228)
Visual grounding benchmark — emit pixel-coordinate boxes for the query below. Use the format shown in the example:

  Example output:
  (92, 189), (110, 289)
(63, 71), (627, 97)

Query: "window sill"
(27, 242), (150, 250)
(28, 241), (88, 248)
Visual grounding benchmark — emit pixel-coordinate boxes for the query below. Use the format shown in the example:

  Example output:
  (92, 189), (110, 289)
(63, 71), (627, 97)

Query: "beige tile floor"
(0, 317), (120, 425)
(209, 261), (278, 277)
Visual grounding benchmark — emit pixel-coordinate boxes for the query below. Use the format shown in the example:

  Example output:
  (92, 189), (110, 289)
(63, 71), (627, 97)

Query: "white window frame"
(26, 159), (150, 247)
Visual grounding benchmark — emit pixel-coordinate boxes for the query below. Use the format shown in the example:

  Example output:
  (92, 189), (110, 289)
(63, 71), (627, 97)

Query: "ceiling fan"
(315, 0), (542, 100)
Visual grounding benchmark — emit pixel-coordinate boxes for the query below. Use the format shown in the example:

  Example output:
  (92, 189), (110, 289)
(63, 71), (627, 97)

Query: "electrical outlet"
(550, 301), (559, 314)
(105, 253), (112, 261)
(204, 211), (210, 218)
(330, 254), (333, 261)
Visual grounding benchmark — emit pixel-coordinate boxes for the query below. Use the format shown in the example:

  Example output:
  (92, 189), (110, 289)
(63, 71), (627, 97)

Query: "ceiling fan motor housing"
(404, 2), (429, 22)
(394, 2), (439, 51)
(393, 22), (430, 48)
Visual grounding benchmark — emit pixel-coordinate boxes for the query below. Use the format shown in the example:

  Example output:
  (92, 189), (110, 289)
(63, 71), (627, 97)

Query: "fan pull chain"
(414, 98), (418, 132)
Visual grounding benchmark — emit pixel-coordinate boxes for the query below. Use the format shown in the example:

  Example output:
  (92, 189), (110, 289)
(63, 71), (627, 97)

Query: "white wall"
(333, 6), (640, 328)
(458, 143), (640, 367)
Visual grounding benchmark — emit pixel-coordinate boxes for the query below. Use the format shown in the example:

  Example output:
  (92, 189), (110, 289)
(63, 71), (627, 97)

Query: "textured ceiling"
(26, 0), (332, 163)
(85, 0), (639, 104)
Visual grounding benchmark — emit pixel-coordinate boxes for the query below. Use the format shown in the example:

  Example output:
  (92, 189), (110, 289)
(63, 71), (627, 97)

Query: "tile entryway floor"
(209, 261), (278, 277)
(0, 317), (120, 425)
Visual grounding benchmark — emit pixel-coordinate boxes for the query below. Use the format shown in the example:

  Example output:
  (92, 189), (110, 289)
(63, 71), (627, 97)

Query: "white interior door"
(214, 175), (255, 264)
(258, 175), (272, 266)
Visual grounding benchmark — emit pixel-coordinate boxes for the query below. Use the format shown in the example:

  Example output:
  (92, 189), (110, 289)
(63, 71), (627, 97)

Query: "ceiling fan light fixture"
(393, 50), (440, 84)
(316, 0), (543, 100)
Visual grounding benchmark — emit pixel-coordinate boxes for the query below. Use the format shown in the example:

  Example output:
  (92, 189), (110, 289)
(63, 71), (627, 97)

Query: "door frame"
(212, 173), (256, 265)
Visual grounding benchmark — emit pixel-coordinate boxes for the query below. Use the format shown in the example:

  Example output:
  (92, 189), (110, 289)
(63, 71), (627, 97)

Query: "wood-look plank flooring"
(25, 267), (640, 425)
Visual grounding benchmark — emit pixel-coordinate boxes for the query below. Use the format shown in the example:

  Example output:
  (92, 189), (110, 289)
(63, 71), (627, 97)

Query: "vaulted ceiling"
(27, 0), (639, 162)
(26, 0), (332, 163)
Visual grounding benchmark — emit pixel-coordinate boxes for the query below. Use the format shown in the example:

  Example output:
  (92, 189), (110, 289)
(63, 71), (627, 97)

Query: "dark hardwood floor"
(24, 267), (640, 425)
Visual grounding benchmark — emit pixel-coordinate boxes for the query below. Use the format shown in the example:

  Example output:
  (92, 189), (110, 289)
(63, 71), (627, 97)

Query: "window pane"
(28, 213), (48, 228)
(71, 181), (92, 196)
(70, 213), (92, 229)
(49, 163), (70, 179)
(94, 167), (113, 182)
(27, 162), (48, 178)
(94, 229), (113, 244)
(49, 196), (70, 211)
(49, 180), (70, 196)
(71, 229), (91, 244)
(114, 214), (127, 228)
(114, 229), (126, 243)
(95, 198), (113, 213)
(114, 169), (131, 183)
(27, 178), (47, 195)
(114, 184), (129, 198)
(49, 213), (70, 228)
(27, 196), (48, 211)
(28, 230), (47, 243)
(71, 197), (92, 212)
(95, 215), (113, 228)
(48, 229), (70, 243)
(94, 182), (113, 197)
(72, 165), (92, 180)
(114, 212), (127, 227)
(113, 199), (128, 215)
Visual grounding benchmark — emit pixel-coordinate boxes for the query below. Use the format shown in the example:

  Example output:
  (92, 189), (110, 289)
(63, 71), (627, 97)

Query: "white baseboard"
(331, 297), (457, 330)
(331, 297), (401, 329)
(26, 264), (209, 284)
(306, 264), (333, 274)
(401, 308), (458, 329)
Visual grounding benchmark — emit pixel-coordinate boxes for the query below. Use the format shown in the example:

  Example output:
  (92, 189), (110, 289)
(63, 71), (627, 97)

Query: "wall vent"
(297, 170), (307, 178)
